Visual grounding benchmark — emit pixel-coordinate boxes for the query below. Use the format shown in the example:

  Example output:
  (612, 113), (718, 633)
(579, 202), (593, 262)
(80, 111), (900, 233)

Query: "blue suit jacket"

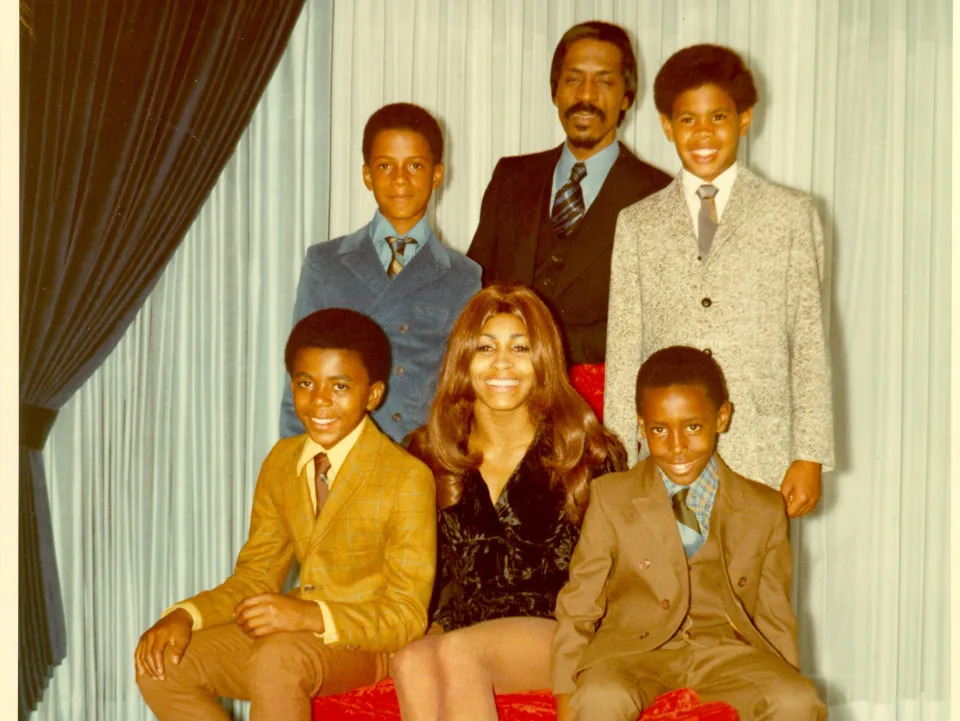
(280, 219), (481, 442)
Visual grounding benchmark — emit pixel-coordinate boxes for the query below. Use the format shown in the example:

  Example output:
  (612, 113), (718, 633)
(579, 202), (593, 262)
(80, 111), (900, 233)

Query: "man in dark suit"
(467, 21), (670, 365)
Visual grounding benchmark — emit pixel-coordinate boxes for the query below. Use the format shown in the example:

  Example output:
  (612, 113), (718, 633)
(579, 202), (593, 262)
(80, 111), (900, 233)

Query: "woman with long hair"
(392, 284), (626, 720)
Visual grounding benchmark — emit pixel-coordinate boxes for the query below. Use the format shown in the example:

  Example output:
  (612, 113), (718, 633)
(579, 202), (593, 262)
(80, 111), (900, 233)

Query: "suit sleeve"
(752, 508), (800, 669)
(279, 253), (324, 438)
(467, 160), (505, 284)
(603, 209), (644, 465)
(323, 461), (437, 652)
(551, 482), (617, 695)
(786, 200), (834, 469)
(184, 448), (295, 628)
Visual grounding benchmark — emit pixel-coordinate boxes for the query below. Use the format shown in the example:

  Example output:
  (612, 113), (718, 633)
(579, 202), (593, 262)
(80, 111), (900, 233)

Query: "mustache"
(564, 102), (606, 122)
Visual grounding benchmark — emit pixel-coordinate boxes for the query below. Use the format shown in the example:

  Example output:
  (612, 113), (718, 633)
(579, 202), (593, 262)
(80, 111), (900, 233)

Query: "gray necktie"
(696, 184), (719, 259)
(671, 488), (702, 535)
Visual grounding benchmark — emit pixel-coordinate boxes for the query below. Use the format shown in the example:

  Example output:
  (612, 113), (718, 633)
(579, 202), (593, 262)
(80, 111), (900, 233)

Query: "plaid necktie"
(696, 184), (719, 258)
(386, 236), (417, 278)
(671, 487), (702, 535)
(551, 162), (588, 239)
(313, 453), (331, 517)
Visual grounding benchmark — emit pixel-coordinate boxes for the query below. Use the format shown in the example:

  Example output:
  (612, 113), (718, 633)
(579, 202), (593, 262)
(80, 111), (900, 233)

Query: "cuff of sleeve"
(315, 600), (339, 644)
(163, 602), (202, 631)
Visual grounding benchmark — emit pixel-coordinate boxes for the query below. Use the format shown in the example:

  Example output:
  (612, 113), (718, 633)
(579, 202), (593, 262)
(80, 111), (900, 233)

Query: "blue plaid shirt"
(660, 456), (720, 556)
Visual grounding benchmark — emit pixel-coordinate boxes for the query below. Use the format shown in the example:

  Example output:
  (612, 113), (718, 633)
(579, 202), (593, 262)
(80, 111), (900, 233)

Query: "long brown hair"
(409, 284), (624, 523)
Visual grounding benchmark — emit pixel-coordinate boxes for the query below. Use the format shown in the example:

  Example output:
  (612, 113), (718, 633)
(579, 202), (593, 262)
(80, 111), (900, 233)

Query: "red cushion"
(569, 363), (605, 421)
(311, 679), (738, 720)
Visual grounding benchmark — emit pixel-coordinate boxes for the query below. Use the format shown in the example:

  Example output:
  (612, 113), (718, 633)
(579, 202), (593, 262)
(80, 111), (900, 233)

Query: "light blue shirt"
(660, 456), (720, 557)
(371, 210), (431, 271)
(550, 140), (620, 212)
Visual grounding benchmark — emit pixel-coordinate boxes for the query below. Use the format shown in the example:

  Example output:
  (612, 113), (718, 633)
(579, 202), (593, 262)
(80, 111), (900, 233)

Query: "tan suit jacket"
(552, 456), (798, 695)
(604, 167), (833, 488)
(183, 420), (436, 653)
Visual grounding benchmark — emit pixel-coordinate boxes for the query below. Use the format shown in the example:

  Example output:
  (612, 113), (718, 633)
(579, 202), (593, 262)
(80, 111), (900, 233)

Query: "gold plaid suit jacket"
(183, 419), (437, 653)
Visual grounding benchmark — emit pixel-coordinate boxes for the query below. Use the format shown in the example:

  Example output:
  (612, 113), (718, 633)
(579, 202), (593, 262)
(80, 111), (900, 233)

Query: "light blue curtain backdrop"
(36, 1), (950, 719)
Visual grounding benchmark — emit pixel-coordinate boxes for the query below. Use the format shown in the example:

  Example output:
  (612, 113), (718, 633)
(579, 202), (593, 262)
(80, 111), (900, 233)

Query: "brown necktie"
(551, 162), (587, 238)
(696, 183), (719, 259)
(671, 488), (702, 535)
(386, 236), (417, 278)
(313, 453), (331, 517)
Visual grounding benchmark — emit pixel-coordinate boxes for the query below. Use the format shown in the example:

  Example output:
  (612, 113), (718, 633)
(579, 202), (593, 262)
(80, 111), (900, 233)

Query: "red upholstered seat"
(569, 363), (605, 420)
(310, 679), (738, 720)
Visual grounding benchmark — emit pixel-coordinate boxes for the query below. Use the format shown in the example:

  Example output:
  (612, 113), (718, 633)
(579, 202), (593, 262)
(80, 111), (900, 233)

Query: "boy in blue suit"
(280, 103), (481, 443)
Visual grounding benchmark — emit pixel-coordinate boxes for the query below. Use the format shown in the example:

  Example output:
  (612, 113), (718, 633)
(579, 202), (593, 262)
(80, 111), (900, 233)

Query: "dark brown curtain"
(19, 0), (306, 714)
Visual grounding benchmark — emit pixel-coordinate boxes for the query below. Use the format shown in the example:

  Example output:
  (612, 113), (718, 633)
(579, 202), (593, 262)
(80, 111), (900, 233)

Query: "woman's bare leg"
(392, 633), (444, 721)
(436, 617), (557, 721)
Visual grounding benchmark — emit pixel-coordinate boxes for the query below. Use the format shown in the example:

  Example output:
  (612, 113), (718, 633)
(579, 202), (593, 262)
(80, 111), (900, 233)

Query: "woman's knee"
(392, 637), (441, 684)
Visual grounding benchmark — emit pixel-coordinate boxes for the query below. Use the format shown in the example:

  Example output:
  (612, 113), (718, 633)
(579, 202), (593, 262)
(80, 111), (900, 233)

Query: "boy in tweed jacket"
(604, 45), (833, 517)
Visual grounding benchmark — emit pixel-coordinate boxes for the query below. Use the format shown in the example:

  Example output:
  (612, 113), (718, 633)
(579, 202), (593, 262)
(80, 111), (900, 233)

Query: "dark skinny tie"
(551, 162), (588, 239)
(696, 184), (719, 259)
(671, 488), (702, 535)
(313, 453), (331, 518)
(386, 236), (417, 278)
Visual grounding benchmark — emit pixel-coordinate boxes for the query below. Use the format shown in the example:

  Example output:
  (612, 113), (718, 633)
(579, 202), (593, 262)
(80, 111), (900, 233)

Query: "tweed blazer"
(280, 219), (481, 442)
(184, 420), (437, 653)
(551, 456), (798, 695)
(467, 142), (670, 364)
(604, 167), (833, 489)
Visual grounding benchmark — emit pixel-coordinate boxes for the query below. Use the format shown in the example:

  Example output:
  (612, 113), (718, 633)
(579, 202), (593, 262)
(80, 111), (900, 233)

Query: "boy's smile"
(362, 128), (443, 235)
(638, 383), (731, 486)
(659, 83), (753, 183)
(291, 348), (385, 448)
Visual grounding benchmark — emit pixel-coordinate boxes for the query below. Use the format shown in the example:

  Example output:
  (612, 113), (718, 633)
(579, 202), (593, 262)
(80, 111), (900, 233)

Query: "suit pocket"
(726, 554), (763, 612)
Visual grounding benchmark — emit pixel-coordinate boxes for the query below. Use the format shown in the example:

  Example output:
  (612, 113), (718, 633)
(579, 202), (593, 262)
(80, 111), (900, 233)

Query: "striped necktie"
(313, 453), (331, 517)
(696, 184), (719, 259)
(551, 162), (588, 239)
(386, 236), (417, 278)
(671, 487), (702, 535)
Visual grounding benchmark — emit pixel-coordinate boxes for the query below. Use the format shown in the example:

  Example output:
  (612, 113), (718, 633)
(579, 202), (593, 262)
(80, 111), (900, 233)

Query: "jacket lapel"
(513, 146), (561, 283)
(337, 224), (392, 298)
(375, 232), (447, 307)
(307, 421), (381, 550)
(710, 166), (760, 260)
(630, 459), (689, 592)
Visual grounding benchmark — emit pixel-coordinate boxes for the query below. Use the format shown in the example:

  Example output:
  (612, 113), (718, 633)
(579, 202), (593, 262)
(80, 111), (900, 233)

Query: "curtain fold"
(19, 0), (305, 714)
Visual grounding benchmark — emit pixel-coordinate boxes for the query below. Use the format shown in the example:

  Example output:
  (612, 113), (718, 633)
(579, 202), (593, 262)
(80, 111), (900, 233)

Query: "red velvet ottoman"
(311, 678), (738, 719)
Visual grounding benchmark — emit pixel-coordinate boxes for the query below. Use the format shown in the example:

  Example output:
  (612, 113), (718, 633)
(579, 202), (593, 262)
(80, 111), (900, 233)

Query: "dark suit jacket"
(467, 142), (670, 364)
(280, 219), (481, 442)
(551, 456), (798, 694)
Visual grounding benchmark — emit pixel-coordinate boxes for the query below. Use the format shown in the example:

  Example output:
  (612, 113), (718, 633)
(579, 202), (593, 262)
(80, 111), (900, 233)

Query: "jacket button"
(399, 324), (409, 334)
(396, 365), (405, 375)
(542, 277), (553, 287)
(392, 412), (402, 422)
(703, 348), (712, 356)
(550, 254), (562, 265)
(639, 631), (649, 639)
(738, 576), (748, 587)
(661, 599), (670, 610)
(303, 585), (314, 592)
(701, 297), (712, 308)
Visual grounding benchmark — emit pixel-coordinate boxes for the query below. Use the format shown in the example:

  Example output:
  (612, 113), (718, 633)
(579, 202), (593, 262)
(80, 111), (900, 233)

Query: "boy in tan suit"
(553, 346), (826, 720)
(604, 45), (832, 517)
(135, 308), (436, 720)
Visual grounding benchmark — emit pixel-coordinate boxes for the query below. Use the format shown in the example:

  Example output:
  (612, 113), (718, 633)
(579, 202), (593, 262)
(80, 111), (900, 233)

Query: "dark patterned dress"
(434, 437), (617, 630)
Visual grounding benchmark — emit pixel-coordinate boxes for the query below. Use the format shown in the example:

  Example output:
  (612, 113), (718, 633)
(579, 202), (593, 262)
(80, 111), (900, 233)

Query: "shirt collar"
(681, 161), (738, 220)
(553, 140), (621, 211)
(371, 210), (432, 268)
(296, 415), (369, 487)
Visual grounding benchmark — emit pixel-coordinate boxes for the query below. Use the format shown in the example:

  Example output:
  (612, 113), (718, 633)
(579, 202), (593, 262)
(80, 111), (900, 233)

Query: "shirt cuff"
(315, 601), (339, 644)
(163, 602), (202, 631)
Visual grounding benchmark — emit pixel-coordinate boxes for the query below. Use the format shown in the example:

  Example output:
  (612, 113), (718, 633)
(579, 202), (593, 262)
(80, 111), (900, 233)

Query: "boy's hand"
(555, 693), (573, 721)
(780, 460), (822, 518)
(134, 607), (193, 680)
(234, 593), (324, 638)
